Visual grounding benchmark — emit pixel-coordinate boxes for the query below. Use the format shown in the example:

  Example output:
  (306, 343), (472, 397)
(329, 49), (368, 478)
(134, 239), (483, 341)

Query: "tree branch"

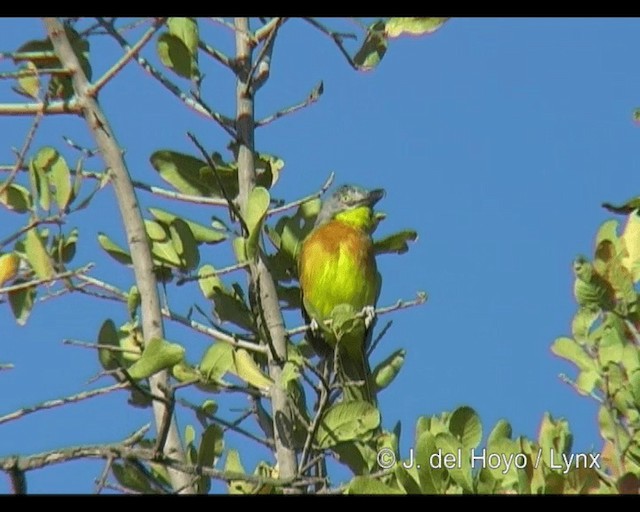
(267, 172), (334, 217)
(44, 17), (194, 494)
(89, 18), (165, 96)
(234, 16), (299, 487)
(256, 80), (323, 128)
(0, 382), (128, 426)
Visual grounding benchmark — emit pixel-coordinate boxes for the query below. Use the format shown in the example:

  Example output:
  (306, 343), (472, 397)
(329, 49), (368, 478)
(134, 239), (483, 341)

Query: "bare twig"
(0, 364), (14, 372)
(73, 273), (266, 353)
(366, 320), (393, 358)
(97, 18), (236, 139)
(234, 16), (299, 485)
(187, 131), (247, 234)
(94, 457), (114, 494)
(0, 382), (128, 426)
(302, 18), (358, 70)
(176, 397), (273, 448)
(62, 338), (141, 355)
(45, 17), (194, 493)
(0, 215), (64, 250)
(0, 92), (48, 197)
(198, 40), (233, 69)
(256, 81), (324, 127)
(89, 18), (165, 95)
(176, 262), (248, 285)
(267, 172), (334, 216)
(287, 293), (428, 337)
(0, 263), (94, 295)
(246, 17), (286, 94)
(0, 101), (80, 116)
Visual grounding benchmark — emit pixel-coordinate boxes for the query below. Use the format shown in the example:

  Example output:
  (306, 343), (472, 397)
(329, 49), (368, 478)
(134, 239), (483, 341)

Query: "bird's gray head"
(314, 184), (385, 228)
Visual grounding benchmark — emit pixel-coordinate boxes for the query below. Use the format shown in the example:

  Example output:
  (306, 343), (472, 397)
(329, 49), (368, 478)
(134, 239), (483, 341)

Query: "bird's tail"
(337, 347), (377, 406)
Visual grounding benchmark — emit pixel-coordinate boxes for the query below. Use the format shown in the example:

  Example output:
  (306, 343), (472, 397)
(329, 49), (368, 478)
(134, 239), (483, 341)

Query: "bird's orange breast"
(298, 220), (378, 321)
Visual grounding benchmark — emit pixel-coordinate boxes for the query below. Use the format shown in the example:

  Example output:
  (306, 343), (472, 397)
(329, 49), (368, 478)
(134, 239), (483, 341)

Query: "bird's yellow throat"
(334, 206), (376, 232)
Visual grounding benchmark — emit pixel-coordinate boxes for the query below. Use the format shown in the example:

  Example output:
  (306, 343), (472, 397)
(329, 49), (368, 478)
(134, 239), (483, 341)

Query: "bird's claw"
(363, 306), (376, 329)
(310, 318), (320, 334)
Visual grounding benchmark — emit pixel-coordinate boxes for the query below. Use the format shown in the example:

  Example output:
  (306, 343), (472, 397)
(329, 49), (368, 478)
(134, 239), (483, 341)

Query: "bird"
(297, 184), (384, 405)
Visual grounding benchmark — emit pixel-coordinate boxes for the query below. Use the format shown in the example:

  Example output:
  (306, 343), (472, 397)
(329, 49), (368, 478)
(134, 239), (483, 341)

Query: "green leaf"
(575, 370), (600, 396)
(551, 337), (595, 372)
(571, 308), (599, 341)
(197, 423), (224, 493)
(372, 349), (405, 391)
(167, 17), (199, 56)
(169, 218), (200, 271)
(353, 20), (388, 72)
(111, 462), (154, 493)
(573, 256), (614, 309)
(449, 406), (482, 450)
(347, 476), (404, 494)
(385, 17), (449, 38)
(149, 151), (212, 197)
(156, 32), (195, 79)
(16, 62), (40, 99)
(97, 233), (133, 265)
(97, 319), (121, 371)
(0, 183), (32, 213)
(149, 207), (226, 244)
(394, 464), (422, 494)
(487, 419), (512, 449)
(8, 281), (36, 326)
(197, 264), (221, 300)
(41, 148), (72, 211)
(127, 285), (141, 319)
(315, 401), (380, 449)
(435, 431), (474, 492)
(634, 108), (640, 125)
(374, 230), (417, 255)
(24, 228), (54, 279)
(245, 187), (270, 260)
(415, 431), (443, 493)
(126, 337), (185, 380)
(199, 342), (234, 382)
(224, 449), (253, 494)
(209, 282), (255, 332)
(538, 413), (573, 470)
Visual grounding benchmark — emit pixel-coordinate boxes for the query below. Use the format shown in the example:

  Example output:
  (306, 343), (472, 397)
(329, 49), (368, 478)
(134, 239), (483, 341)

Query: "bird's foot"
(363, 305), (376, 329)
(309, 318), (320, 334)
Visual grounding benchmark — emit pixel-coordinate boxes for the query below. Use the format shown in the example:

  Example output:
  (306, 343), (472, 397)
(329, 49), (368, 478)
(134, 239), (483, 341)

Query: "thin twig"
(187, 131), (248, 235)
(74, 273), (266, 353)
(287, 292), (428, 337)
(302, 18), (358, 70)
(62, 338), (141, 355)
(175, 261), (249, 285)
(89, 18), (165, 95)
(94, 457), (114, 494)
(0, 364), (14, 372)
(267, 172), (334, 216)
(366, 320), (393, 358)
(198, 40), (233, 69)
(0, 215), (64, 250)
(0, 382), (128, 426)
(256, 81), (324, 128)
(97, 18), (236, 139)
(176, 397), (273, 448)
(0, 93), (48, 197)
(0, 101), (80, 116)
(245, 17), (285, 94)
(0, 263), (94, 295)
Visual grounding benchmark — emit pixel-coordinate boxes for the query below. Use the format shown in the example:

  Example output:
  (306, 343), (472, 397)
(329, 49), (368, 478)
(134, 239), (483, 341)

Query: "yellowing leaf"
(385, 17), (449, 38)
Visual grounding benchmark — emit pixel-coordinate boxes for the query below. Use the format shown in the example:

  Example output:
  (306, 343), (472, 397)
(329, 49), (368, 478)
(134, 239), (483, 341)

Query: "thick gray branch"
(234, 17), (299, 487)
(43, 18), (194, 494)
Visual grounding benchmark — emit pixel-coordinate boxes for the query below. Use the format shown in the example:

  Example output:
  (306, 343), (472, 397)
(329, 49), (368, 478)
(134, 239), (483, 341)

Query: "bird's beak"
(365, 188), (385, 206)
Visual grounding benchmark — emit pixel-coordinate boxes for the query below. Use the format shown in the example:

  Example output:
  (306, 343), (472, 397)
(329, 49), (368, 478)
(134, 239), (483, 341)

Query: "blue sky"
(1, 18), (639, 493)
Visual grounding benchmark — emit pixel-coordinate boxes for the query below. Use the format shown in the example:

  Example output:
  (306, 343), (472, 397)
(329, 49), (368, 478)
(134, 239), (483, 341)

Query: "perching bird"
(298, 184), (384, 405)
